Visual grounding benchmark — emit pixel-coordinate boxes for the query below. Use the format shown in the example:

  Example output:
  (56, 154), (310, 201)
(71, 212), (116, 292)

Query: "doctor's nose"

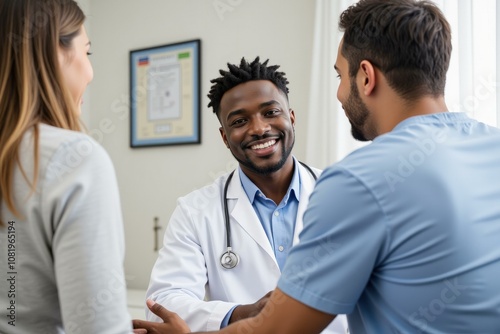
(247, 117), (271, 136)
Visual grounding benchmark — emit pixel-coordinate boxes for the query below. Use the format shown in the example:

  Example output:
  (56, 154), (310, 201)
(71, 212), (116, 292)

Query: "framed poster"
(129, 39), (201, 147)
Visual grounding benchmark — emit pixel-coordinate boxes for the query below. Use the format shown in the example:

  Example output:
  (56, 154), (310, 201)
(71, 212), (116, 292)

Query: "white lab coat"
(146, 162), (348, 333)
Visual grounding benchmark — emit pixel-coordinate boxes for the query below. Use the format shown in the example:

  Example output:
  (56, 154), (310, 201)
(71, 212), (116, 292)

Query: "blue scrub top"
(279, 112), (500, 333)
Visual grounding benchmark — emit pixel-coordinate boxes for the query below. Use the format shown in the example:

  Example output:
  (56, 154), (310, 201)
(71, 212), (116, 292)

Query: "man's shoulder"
(295, 158), (322, 176)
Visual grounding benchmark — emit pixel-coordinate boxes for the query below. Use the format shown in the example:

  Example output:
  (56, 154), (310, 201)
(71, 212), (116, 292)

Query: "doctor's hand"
(229, 290), (273, 324)
(132, 299), (191, 334)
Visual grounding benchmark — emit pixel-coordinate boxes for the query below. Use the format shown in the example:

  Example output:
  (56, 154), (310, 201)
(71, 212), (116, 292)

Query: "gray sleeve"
(41, 136), (132, 334)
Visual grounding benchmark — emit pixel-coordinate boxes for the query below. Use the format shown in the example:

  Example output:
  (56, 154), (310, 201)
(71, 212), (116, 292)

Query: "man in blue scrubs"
(133, 0), (500, 332)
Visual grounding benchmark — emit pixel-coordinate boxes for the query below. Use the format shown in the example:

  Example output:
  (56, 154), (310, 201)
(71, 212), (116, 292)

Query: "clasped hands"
(132, 291), (273, 334)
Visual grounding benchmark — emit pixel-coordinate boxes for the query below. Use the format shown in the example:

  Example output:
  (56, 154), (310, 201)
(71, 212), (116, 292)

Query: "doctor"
(145, 57), (347, 333)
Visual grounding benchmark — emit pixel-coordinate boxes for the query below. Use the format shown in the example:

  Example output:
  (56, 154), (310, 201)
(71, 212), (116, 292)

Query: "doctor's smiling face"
(218, 80), (295, 176)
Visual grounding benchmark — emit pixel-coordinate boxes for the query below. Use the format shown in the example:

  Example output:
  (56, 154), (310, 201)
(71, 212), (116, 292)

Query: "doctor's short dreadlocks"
(207, 57), (290, 117)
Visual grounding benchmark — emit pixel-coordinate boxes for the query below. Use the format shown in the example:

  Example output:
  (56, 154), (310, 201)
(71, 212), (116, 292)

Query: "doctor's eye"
(231, 118), (247, 127)
(265, 109), (280, 117)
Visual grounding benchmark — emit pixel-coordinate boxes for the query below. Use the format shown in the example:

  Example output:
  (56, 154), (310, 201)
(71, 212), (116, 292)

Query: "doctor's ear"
(289, 109), (296, 127)
(219, 127), (230, 148)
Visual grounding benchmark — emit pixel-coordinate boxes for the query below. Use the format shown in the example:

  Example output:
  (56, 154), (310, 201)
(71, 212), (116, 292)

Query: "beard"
(344, 80), (372, 142)
(349, 119), (368, 141)
(233, 132), (295, 176)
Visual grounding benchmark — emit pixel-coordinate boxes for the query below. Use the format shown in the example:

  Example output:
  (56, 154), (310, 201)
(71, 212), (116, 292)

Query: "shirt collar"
(238, 157), (301, 204)
(392, 112), (471, 132)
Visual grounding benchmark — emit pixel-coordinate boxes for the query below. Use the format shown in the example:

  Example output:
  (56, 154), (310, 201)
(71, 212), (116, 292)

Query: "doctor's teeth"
(251, 140), (276, 150)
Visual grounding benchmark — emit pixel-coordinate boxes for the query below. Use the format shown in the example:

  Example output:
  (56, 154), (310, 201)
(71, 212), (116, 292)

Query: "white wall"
(81, 0), (315, 289)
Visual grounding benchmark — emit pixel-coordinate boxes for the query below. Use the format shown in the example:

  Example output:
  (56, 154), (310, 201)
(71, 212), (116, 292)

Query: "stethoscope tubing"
(220, 162), (317, 269)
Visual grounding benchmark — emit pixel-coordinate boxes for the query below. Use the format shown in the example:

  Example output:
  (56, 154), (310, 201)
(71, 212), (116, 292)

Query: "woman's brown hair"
(0, 0), (85, 226)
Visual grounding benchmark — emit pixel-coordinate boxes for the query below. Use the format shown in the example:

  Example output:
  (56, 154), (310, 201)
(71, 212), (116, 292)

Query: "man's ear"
(359, 60), (377, 96)
(289, 109), (296, 128)
(219, 127), (230, 148)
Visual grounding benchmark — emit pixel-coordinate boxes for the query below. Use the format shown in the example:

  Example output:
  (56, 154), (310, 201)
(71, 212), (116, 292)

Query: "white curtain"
(306, 0), (499, 169)
(305, 0), (360, 169)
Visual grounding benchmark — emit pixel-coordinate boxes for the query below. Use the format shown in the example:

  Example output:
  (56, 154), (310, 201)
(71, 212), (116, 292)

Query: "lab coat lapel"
(226, 169), (277, 266)
(293, 164), (319, 246)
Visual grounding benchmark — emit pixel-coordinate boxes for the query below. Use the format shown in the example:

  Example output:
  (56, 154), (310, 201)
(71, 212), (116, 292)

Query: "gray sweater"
(0, 124), (132, 333)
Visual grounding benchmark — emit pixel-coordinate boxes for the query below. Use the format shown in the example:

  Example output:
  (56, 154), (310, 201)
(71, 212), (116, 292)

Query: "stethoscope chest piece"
(219, 163), (316, 270)
(220, 248), (239, 269)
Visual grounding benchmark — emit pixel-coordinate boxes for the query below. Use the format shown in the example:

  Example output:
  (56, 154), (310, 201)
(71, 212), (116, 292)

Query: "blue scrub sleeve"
(278, 165), (388, 315)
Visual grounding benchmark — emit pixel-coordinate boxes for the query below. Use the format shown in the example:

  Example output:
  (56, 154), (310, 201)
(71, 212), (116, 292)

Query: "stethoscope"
(220, 161), (318, 269)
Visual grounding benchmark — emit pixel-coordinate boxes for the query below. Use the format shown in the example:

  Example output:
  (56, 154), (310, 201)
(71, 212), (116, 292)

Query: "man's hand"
(229, 290), (273, 324)
(132, 299), (191, 334)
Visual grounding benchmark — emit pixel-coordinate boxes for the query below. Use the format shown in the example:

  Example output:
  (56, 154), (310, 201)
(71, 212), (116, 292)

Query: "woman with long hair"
(0, 1), (132, 332)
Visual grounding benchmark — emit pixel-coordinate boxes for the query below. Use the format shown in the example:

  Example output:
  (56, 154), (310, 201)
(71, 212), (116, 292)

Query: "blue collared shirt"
(221, 159), (302, 328)
(238, 159), (301, 271)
